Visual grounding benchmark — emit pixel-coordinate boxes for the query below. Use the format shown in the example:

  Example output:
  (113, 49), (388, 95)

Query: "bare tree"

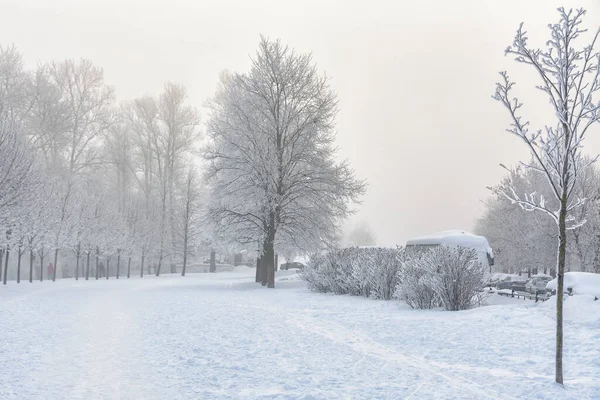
(177, 167), (202, 276)
(492, 8), (600, 384)
(345, 221), (377, 247)
(205, 38), (365, 288)
(0, 45), (31, 125)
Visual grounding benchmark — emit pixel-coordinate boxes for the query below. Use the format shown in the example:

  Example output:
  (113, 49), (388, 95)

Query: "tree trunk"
(260, 252), (268, 286)
(156, 258), (161, 277)
(255, 256), (261, 283)
(75, 252), (80, 281)
(95, 248), (99, 280)
(3, 247), (10, 285)
(209, 250), (216, 273)
(17, 250), (22, 284)
(182, 235), (188, 276)
(40, 252), (44, 282)
(265, 241), (275, 288)
(85, 251), (90, 281)
(140, 254), (145, 278)
(181, 251), (187, 277)
(555, 199), (567, 385)
(106, 258), (110, 280)
(275, 254), (278, 272)
(29, 250), (34, 283)
(116, 253), (121, 279)
(53, 248), (59, 281)
(127, 257), (131, 279)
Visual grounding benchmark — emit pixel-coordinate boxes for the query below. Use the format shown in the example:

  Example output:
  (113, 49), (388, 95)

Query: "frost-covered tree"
(204, 38), (365, 288)
(345, 221), (377, 247)
(176, 166), (203, 276)
(492, 8), (600, 384)
(0, 45), (31, 125)
(122, 84), (200, 277)
(0, 123), (42, 259)
(479, 167), (558, 276)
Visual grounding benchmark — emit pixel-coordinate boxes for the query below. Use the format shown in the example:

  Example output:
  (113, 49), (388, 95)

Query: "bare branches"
(493, 8), (600, 229)
(204, 37), (365, 256)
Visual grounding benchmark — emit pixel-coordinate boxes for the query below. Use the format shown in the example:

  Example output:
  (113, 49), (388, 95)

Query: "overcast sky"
(2, 0), (600, 246)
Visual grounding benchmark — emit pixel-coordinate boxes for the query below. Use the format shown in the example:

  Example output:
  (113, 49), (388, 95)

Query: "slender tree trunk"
(75, 243), (81, 281)
(275, 254), (278, 272)
(75, 253), (80, 281)
(127, 257), (131, 279)
(556, 198), (567, 385)
(95, 248), (99, 280)
(117, 253), (121, 279)
(209, 250), (216, 273)
(255, 256), (261, 283)
(29, 250), (34, 283)
(140, 254), (145, 278)
(3, 247), (9, 285)
(17, 250), (22, 284)
(53, 248), (59, 281)
(156, 259), (161, 277)
(85, 251), (90, 281)
(40, 252), (44, 282)
(182, 235), (188, 276)
(106, 258), (110, 280)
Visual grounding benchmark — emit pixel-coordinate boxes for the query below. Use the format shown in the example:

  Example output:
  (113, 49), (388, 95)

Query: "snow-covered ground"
(1, 268), (598, 399)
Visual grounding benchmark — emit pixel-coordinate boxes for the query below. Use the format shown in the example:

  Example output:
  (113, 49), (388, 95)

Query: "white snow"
(546, 272), (600, 296)
(0, 269), (598, 399)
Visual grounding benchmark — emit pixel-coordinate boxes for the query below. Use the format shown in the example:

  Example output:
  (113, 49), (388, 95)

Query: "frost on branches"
(302, 247), (401, 299)
(492, 8), (600, 384)
(401, 246), (485, 311)
(204, 37), (365, 288)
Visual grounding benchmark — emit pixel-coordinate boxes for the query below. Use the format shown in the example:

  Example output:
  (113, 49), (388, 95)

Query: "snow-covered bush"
(418, 245), (485, 311)
(304, 245), (483, 311)
(394, 252), (439, 309)
(302, 247), (402, 299)
(369, 247), (404, 300)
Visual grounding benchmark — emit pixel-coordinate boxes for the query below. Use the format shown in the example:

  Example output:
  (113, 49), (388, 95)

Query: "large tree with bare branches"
(204, 37), (365, 288)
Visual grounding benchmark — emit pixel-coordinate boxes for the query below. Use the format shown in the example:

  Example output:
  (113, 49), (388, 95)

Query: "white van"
(405, 230), (495, 271)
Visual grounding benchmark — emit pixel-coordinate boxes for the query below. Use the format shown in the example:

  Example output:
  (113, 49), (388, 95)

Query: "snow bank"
(540, 294), (600, 325)
(546, 272), (600, 296)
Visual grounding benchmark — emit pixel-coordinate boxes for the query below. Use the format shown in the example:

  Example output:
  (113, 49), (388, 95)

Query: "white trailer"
(405, 230), (495, 271)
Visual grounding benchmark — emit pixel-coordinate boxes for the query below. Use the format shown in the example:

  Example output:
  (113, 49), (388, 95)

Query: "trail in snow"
(0, 268), (598, 399)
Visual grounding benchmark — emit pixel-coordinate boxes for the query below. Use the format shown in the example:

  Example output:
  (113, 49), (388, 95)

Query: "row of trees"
(0, 45), (215, 283)
(0, 37), (364, 287)
(476, 162), (600, 276)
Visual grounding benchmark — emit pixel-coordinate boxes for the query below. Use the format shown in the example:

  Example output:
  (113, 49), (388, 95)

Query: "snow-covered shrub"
(394, 252), (439, 309)
(369, 247), (403, 300)
(419, 245), (485, 311)
(302, 247), (402, 299)
(303, 251), (344, 294)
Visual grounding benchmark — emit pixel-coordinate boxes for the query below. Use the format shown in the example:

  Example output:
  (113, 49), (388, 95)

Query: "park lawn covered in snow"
(0, 268), (599, 400)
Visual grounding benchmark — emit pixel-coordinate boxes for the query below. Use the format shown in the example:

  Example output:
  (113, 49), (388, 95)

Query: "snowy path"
(0, 269), (598, 399)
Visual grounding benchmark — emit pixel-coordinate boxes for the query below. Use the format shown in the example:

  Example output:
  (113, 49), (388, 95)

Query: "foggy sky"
(2, 0), (600, 246)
